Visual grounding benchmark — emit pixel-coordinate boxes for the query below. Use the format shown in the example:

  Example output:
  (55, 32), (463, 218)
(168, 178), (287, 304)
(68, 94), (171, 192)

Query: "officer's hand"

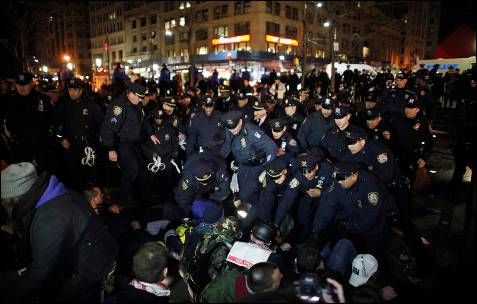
(306, 188), (322, 198)
(417, 158), (426, 168)
(383, 130), (391, 140)
(178, 132), (186, 142)
(322, 278), (346, 303)
(61, 138), (71, 150)
(276, 148), (286, 156)
(150, 134), (161, 145)
(109, 150), (118, 162)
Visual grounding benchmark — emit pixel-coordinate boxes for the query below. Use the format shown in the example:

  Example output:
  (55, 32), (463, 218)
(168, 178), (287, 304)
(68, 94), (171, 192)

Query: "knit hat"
(1, 162), (38, 199)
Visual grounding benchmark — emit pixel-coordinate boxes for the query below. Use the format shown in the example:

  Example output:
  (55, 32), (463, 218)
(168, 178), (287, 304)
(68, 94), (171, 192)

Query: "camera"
(295, 274), (336, 303)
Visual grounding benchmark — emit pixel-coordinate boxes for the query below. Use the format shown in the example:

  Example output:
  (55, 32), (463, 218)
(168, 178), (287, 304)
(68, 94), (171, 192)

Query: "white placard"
(226, 241), (272, 269)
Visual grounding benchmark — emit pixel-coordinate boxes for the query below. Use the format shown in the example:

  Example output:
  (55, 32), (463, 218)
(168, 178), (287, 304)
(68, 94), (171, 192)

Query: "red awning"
(434, 25), (476, 59)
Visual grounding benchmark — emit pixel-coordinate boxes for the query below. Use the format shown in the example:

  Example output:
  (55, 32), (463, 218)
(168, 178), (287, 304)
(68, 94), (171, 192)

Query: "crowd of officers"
(1, 62), (476, 302)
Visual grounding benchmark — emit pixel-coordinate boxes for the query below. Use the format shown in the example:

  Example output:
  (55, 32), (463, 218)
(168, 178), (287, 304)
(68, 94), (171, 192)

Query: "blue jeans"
(321, 239), (357, 278)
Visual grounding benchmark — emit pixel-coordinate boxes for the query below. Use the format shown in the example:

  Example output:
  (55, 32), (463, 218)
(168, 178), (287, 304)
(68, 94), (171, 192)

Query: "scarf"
(129, 279), (170, 297)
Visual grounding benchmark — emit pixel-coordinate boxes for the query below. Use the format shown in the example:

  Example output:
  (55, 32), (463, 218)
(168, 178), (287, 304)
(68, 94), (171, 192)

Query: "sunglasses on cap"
(301, 167), (316, 175)
(271, 126), (285, 133)
(345, 137), (362, 145)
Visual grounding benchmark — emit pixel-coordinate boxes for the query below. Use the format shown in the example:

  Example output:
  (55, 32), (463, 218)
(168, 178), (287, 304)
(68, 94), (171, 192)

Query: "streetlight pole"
(331, 27), (337, 93)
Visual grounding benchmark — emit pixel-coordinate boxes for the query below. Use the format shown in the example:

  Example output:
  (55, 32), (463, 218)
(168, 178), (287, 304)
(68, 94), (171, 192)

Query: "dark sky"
(438, 0), (474, 41)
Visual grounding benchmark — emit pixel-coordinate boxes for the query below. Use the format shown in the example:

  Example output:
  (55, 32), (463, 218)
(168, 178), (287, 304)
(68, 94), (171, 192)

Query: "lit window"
(197, 46), (208, 55)
(179, 17), (186, 26)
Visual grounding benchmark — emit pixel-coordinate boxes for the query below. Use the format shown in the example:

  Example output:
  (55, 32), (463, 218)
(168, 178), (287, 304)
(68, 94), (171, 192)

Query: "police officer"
(275, 153), (334, 241)
(160, 97), (187, 157)
(278, 96), (304, 138)
(388, 93), (433, 184)
(230, 92), (254, 122)
(4, 72), (54, 172)
(219, 111), (277, 228)
(414, 75), (435, 124)
(251, 99), (272, 131)
(55, 78), (104, 191)
(100, 82), (147, 205)
(186, 96), (223, 157)
(313, 162), (389, 263)
(175, 155), (230, 217)
(267, 118), (299, 165)
(364, 107), (395, 150)
(263, 94), (280, 120)
(381, 72), (410, 117)
(320, 105), (354, 162)
(140, 108), (180, 204)
(256, 158), (291, 223)
(297, 97), (335, 153)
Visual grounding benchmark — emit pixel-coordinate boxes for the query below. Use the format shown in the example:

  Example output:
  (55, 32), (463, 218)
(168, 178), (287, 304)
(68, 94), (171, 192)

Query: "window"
(214, 6), (221, 19)
(150, 14), (157, 24)
(180, 32), (189, 42)
(164, 1), (175, 12)
(165, 19), (176, 30)
(165, 34), (175, 45)
(244, 1), (251, 13)
(142, 46), (147, 52)
(285, 26), (297, 38)
(235, 1), (250, 15)
(119, 50), (123, 61)
(140, 17), (146, 27)
(132, 47), (137, 53)
(196, 46), (208, 55)
(195, 29), (208, 41)
(274, 2), (280, 16)
(141, 33), (147, 41)
(133, 35), (137, 42)
(235, 22), (250, 35)
(222, 4), (228, 17)
(180, 48), (189, 57)
(267, 42), (276, 53)
(179, 16), (186, 26)
(214, 26), (228, 38)
(195, 9), (208, 22)
(112, 51), (116, 61)
(153, 44), (158, 51)
(266, 1), (272, 14)
(285, 6), (298, 20)
(132, 20), (136, 29)
(266, 22), (280, 35)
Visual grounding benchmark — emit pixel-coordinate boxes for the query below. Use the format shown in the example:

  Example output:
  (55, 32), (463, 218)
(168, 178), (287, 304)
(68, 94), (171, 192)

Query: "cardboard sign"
(226, 241), (272, 269)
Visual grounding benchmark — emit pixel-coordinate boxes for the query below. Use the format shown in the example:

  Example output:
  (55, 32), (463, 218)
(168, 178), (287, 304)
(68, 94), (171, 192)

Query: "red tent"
(434, 25), (476, 58)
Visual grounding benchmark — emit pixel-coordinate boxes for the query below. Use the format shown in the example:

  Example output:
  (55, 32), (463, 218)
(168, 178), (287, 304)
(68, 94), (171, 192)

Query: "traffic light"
(104, 43), (109, 50)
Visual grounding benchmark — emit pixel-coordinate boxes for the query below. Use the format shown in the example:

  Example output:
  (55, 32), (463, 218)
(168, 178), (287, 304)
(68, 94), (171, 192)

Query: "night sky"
(438, 0), (474, 41)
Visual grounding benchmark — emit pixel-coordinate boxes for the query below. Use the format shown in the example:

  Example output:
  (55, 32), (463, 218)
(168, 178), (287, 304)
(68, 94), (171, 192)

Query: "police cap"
(252, 100), (266, 111)
(322, 98), (335, 110)
(365, 107), (382, 120)
(395, 72), (408, 80)
(191, 160), (215, 184)
(67, 78), (83, 89)
(333, 162), (361, 181)
(220, 111), (242, 129)
(153, 108), (164, 119)
(266, 158), (287, 179)
(297, 153), (319, 174)
(284, 96), (300, 107)
(163, 97), (177, 107)
(262, 95), (276, 104)
(269, 118), (286, 132)
(333, 105), (351, 119)
(202, 96), (215, 107)
(315, 95), (324, 105)
(16, 72), (33, 85)
(344, 127), (367, 145)
(127, 82), (147, 98)
(364, 87), (377, 102)
(404, 91), (420, 108)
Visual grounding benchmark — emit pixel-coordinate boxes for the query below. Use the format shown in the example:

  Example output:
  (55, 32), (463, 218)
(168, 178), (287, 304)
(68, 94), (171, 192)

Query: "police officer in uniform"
(175, 156), (230, 217)
(251, 99), (272, 131)
(4, 72), (53, 172)
(364, 107), (395, 150)
(161, 96), (188, 162)
(186, 96), (223, 157)
(320, 105), (354, 162)
(267, 118), (299, 165)
(100, 82), (147, 206)
(275, 153), (334, 241)
(230, 92), (254, 122)
(278, 96), (305, 138)
(219, 111), (277, 228)
(55, 78), (104, 191)
(388, 93), (433, 184)
(313, 162), (389, 264)
(140, 108), (179, 204)
(381, 73), (410, 117)
(297, 97), (335, 153)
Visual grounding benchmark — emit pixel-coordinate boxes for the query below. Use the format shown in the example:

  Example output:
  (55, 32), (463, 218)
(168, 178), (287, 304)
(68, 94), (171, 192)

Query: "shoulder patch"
(289, 139), (297, 147)
(368, 192), (379, 205)
(289, 178), (300, 189)
(181, 179), (189, 190)
(110, 117), (118, 124)
(254, 131), (261, 139)
(113, 105), (123, 116)
(377, 153), (388, 164)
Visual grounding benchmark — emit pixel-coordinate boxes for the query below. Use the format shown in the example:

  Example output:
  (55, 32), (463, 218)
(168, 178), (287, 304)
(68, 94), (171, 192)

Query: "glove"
(179, 138), (186, 151)
(258, 170), (266, 184)
(230, 160), (239, 172)
(230, 172), (239, 193)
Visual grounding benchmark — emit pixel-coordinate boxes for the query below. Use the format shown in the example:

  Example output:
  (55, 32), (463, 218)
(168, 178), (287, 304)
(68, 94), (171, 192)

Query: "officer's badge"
(113, 106), (122, 116)
(368, 192), (379, 205)
(292, 123), (298, 130)
(289, 178), (300, 189)
(301, 160), (308, 168)
(254, 132), (261, 139)
(377, 153), (388, 164)
(289, 139), (297, 147)
(240, 138), (247, 148)
(317, 179), (324, 188)
(413, 122), (421, 130)
(37, 100), (44, 112)
(181, 179), (189, 190)
(83, 108), (88, 116)
(165, 134), (170, 140)
(357, 200), (363, 208)
(110, 117), (118, 124)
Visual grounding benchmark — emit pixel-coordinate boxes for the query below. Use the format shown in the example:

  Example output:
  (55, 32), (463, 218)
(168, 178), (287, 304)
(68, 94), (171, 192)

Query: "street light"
(66, 63), (73, 70)
(323, 21), (337, 93)
(323, 21), (330, 28)
(42, 66), (48, 73)
(316, 2), (323, 8)
(63, 54), (71, 62)
(95, 58), (102, 68)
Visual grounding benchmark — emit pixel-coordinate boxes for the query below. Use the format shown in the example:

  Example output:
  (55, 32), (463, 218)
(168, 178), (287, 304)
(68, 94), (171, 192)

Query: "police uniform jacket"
(278, 111), (305, 137)
(274, 161), (335, 225)
(187, 110), (223, 156)
(269, 131), (299, 164)
(297, 111), (335, 151)
(230, 102), (254, 122)
(5, 90), (53, 139)
(320, 124), (354, 162)
(381, 87), (407, 116)
(258, 174), (292, 222)
(175, 155), (230, 216)
(220, 122), (277, 167)
(141, 118), (179, 163)
(100, 95), (144, 151)
(365, 119), (395, 150)
(314, 170), (387, 235)
(55, 96), (104, 144)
